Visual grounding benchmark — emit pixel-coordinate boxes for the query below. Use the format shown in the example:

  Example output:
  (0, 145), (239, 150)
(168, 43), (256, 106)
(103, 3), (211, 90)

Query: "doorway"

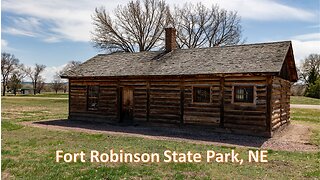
(120, 87), (134, 123)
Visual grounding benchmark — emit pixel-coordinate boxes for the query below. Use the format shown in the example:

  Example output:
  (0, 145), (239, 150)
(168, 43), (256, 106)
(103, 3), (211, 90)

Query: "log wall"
(223, 76), (268, 133)
(183, 77), (221, 125)
(69, 79), (118, 122)
(68, 74), (291, 136)
(149, 79), (181, 123)
(271, 76), (291, 131)
(68, 77), (223, 126)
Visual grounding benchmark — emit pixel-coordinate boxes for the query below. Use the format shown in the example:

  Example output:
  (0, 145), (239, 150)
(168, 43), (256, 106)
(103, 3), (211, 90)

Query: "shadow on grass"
(34, 119), (268, 148)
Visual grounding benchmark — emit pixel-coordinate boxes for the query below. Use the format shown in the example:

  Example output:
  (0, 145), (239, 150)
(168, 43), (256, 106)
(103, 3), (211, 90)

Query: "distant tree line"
(1, 52), (47, 95)
(1, 52), (81, 96)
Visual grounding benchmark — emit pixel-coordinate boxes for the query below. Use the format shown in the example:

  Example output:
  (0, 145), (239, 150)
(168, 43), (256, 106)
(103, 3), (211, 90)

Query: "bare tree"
(1, 52), (19, 96)
(172, 3), (242, 48)
(92, 1), (243, 52)
(59, 60), (82, 75)
(24, 64), (46, 95)
(51, 74), (64, 94)
(54, 60), (81, 94)
(36, 78), (46, 94)
(92, 0), (172, 53)
(7, 70), (24, 95)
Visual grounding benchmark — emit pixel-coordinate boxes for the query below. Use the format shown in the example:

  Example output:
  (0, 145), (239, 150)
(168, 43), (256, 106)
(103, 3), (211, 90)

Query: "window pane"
(193, 87), (210, 103)
(88, 85), (99, 110)
(234, 86), (254, 103)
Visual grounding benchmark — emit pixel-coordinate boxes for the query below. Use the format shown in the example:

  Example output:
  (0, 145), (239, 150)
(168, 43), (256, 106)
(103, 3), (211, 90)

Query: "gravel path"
(291, 104), (320, 109)
(21, 119), (318, 152)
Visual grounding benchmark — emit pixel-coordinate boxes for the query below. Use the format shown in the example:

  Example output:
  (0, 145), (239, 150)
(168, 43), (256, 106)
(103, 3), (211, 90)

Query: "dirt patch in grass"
(1, 171), (14, 180)
(261, 123), (318, 152)
(21, 119), (318, 152)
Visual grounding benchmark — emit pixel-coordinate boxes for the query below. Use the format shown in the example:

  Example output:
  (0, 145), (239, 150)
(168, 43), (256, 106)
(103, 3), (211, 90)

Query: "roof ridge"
(176, 40), (291, 51)
(223, 40), (291, 48)
(96, 40), (291, 56)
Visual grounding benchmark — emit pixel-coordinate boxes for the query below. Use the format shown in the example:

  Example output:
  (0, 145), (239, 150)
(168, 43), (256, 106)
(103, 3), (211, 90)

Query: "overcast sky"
(1, 0), (320, 82)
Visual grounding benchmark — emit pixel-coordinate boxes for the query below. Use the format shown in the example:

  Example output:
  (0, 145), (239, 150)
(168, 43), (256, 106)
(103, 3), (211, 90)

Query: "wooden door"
(120, 87), (134, 122)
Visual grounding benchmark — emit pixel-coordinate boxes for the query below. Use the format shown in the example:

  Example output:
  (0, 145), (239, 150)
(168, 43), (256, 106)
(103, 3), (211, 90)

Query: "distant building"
(20, 88), (33, 94)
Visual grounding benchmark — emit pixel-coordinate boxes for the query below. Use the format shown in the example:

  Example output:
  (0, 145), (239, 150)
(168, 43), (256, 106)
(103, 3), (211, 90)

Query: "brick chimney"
(165, 27), (176, 52)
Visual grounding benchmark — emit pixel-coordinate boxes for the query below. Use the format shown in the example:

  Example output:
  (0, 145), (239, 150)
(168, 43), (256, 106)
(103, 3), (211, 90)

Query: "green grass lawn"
(5, 92), (68, 98)
(291, 108), (320, 123)
(1, 97), (320, 179)
(291, 96), (320, 105)
(1, 98), (68, 122)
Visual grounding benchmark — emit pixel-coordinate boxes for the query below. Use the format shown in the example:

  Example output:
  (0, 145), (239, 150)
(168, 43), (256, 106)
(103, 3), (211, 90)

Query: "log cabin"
(61, 28), (298, 137)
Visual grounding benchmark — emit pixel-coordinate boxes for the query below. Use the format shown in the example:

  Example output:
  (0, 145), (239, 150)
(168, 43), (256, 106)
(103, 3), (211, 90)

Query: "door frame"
(119, 86), (134, 122)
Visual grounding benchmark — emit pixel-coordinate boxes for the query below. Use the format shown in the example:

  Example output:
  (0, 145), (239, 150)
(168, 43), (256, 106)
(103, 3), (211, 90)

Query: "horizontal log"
(150, 105), (180, 110)
(134, 109), (146, 113)
(134, 113), (147, 118)
(150, 92), (180, 97)
(184, 115), (220, 124)
(149, 114), (180, 121)
(224, 115), (266, 121)
(99, 86), (118, 89)
(99, 99), (117, 103)
(134, 94), (147, 98)
(151, 97), (180, 101)
(224, 109), (266, 116)
(70, 95), (86, 99)
(224, 123), (266, 131)
(184, 107), (220, 112)
(186, 103), (220, 107)
(150, 102), (180, 107)
(224, 81), (267, 86)
(134, 99), (147, 103)
(184, 111), (220, 117)
(150, 84), (180, 87)
(256, 92), (267, 97)
(184, 78), (220, 82)
(99, 86), (117, 89)
(224, 118), (266, 126)
(224, 76), (266, 81)
(70, 108), (86, 112)
(224, 106), (266, 111)
(134, 117), (147, 121)
(150, 81), (180, 85)
(150, 88), (180, 91)
(149, 108), (180, 114)
(149, 118), (180, 124)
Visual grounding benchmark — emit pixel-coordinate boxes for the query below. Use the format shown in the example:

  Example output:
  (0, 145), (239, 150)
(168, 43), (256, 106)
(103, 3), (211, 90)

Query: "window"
(87, 86), (99, 110)
(234, 86), (254, 103)
(193, 87), (211, 103)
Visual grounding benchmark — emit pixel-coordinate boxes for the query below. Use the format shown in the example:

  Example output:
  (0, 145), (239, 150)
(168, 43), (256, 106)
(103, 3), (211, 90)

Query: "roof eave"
(62, 72), (280, 80)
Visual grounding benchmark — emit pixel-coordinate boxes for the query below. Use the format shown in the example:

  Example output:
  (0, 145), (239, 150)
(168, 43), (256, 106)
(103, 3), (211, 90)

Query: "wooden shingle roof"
(62, 41), (298, 81)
